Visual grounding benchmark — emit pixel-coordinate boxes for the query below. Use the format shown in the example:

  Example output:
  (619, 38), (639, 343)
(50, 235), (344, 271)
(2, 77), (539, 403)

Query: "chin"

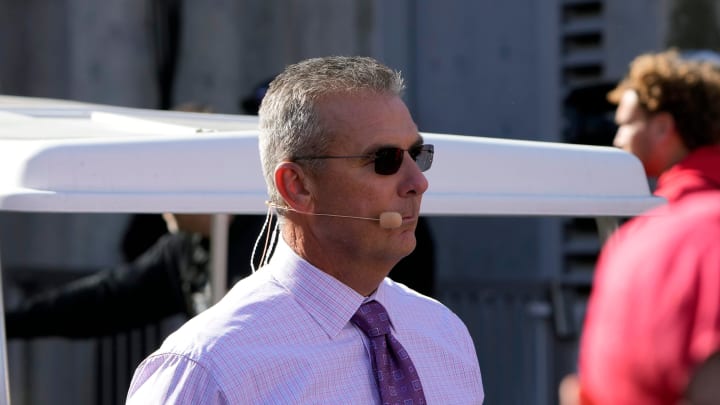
(396, 234), (417, 256)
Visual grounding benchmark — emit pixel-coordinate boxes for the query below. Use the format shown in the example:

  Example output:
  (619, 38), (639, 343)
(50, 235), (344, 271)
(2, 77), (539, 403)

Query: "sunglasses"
(294, 144), (434, 175)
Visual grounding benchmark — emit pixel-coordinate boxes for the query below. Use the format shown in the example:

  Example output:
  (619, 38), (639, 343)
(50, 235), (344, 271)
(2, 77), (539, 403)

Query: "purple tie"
(351, 300), (426, 405)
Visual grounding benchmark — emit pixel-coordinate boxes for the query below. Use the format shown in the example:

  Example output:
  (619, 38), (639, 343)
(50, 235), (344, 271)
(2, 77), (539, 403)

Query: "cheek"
(614, 126), (650, 155)
(629, 130), (653, 157)
(316, 176), (378, 211)
(343, 183), (396, 216)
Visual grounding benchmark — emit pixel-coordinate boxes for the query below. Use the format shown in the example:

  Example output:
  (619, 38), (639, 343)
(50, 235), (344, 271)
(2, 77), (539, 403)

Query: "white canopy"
(0, 96), (662, 216)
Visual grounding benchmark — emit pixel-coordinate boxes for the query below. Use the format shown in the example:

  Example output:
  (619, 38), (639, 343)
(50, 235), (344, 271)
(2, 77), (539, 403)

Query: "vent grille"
(562, 0), (605, 88)
(561, 0), (607, 281)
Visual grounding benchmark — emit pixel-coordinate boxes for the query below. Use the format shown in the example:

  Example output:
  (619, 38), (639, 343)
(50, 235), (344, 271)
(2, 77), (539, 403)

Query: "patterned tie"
(351, 300), (426, 405)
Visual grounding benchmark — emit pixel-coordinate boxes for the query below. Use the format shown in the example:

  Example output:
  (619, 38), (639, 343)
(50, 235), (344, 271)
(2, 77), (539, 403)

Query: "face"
(613, 90), (667, 177)
(305, 91), (429, 265)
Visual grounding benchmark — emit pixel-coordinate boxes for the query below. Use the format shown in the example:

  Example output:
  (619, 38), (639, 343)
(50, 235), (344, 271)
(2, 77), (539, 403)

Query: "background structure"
(1, 0), (718, 404)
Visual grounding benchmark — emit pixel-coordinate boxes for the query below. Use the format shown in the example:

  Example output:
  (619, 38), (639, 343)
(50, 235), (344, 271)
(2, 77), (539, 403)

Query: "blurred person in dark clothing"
(5, 213), (265, 338)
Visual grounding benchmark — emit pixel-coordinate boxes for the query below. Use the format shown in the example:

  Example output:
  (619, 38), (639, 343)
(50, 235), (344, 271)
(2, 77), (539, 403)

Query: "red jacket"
(579, 146), (720, 404)
(655, 145), (720, 203)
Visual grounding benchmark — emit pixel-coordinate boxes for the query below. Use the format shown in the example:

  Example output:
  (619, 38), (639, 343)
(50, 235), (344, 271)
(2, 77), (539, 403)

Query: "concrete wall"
(604, 0), (670, 79)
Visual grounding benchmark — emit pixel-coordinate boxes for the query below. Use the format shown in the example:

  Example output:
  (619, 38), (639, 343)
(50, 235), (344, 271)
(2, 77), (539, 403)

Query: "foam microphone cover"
(379, 212), (403, 229)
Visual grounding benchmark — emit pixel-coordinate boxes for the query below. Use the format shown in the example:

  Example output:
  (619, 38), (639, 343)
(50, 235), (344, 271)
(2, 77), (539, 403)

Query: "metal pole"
(210, 214), (230, 304)
(595, 216), (621, 246)
(0, 251), (12, 404)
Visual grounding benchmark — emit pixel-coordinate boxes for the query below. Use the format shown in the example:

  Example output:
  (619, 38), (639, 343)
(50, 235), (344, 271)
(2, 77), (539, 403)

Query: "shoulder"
(383, 277), (443, 309)
(597, 191), (720, 290)
(128, 352), (228, 404)
(603, 190), (720, 258)
(129, 271), (306, 399)
(382, 278), (483, 393)
(383, 278), (470, 333)
(156, 269), (301, 362)
(645, 190), (720, 225)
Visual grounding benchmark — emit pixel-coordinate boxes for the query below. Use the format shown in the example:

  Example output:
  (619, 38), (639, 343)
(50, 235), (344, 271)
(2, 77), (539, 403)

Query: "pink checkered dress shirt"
(126, 238), (484, 404)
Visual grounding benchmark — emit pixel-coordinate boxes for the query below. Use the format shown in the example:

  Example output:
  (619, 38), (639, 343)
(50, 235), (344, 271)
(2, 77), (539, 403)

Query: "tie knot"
(351, 300), (392, 337)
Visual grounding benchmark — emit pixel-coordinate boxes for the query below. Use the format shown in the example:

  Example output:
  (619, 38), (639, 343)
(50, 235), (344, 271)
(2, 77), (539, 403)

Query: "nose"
(399, 150), (429, 196)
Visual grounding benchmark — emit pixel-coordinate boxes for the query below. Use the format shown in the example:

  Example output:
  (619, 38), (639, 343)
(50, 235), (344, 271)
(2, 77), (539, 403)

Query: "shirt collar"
(365, 281), (398, 331)
(656, 145), (720, 202)
(268, 237), (367, 338)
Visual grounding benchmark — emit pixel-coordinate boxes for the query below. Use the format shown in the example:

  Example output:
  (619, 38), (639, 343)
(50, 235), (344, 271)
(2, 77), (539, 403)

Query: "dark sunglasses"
(294, 144), (434, 175)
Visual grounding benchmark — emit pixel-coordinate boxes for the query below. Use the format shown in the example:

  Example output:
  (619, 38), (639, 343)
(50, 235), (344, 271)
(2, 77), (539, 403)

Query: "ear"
(651, 112), (675, 141)
(653, 111), (689, 151)
(274, 162), (314, 212)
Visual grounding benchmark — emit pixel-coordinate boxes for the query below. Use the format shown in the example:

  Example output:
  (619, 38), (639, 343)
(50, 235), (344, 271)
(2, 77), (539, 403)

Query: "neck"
(281, 224), (392, 296)
(658, 133), (690, 175)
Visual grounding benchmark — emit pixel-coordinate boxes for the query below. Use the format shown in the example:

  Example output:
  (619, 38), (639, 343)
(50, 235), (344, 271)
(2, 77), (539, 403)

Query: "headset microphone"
(266, 202), (403, 229)
(252, 203), (404, 273)
(378, 212), (403, 229)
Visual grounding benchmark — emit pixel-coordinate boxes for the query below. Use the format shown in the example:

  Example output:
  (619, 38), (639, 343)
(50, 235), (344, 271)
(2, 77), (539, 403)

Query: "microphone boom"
(266, 202), (403, 229)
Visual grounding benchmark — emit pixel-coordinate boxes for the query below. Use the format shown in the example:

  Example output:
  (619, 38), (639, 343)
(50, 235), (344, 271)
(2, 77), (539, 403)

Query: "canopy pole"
(595, 216), (621, 245)
(0, 251), (12, 404)
(210, 214), (230, 304)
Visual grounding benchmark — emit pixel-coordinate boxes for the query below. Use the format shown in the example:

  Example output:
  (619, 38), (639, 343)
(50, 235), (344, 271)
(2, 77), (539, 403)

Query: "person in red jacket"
(561, 49), (720, 405)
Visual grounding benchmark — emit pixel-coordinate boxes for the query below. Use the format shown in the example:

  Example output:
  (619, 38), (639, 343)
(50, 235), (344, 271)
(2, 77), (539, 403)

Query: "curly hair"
(608, 49), (720, 149)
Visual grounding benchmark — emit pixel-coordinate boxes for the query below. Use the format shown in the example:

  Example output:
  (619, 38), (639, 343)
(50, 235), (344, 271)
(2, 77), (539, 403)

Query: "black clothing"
(6, 232), (207, 338)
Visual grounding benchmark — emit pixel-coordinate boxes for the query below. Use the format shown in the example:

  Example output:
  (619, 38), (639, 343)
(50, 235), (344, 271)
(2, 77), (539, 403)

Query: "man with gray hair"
(127, 56), (484, 404)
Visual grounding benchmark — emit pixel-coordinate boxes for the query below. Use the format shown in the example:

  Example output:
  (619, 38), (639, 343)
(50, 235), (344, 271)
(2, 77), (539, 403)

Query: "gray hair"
(258, 56), (405, 206)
